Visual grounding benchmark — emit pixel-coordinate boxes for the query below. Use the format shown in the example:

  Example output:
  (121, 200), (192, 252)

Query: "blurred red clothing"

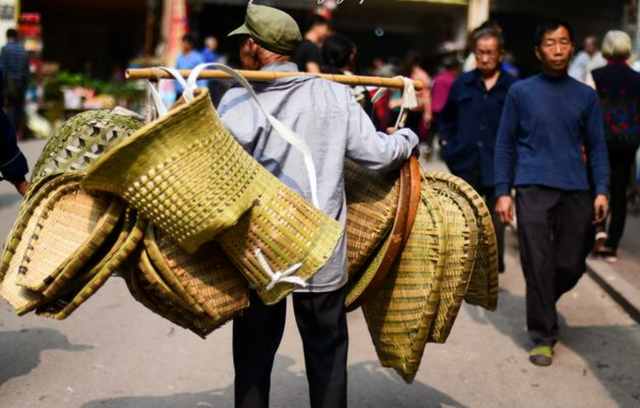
(431, 70), (457, 115)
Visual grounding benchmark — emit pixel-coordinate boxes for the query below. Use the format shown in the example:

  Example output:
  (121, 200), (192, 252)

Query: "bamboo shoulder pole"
(126, 68), (423, 91)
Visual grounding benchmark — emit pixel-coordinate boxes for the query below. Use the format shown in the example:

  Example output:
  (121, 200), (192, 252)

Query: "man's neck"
(541, 66), (567, 78)
(480, 69), (500, 91)
(257, 56), (290, 70)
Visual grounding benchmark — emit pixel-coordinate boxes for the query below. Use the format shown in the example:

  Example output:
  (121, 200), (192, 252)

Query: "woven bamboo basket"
(122, 251), (195, 333)
(82, 89), (343, 304)
(81, 89), (284, 253)
(145, 224), (249, 324)
(21, 171), (65, 210)
(345, 157), (420, 310)
(30, 108), (144, 184)
(35, 209), (147, 320)
(0, 174), (75, 314)
(130, 248), (224, 338)
(15, 173), (123, 294)
(216, 181), (343, 305)
(423, 173), (499, 311)
(424, 182), (478, 343)
(344, 160), (400, 281)
(362, 189), (447, 384)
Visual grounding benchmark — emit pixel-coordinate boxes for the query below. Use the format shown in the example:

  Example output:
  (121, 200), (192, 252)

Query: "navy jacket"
(494, 73), (609, 196)
(0, 68), (28, 184)
(440, 68), (517, 188)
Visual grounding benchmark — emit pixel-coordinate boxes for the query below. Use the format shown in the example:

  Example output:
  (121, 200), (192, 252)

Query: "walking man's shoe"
(529, 346), (554, 367)
(592, 230), (608, 252)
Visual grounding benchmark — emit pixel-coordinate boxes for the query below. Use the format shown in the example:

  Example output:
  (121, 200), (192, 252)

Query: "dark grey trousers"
(233, 287), (348, 408)
(516, 186), (593, 346)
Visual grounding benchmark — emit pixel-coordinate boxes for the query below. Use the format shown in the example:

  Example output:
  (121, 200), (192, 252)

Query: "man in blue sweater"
(494, 19), (609, 367)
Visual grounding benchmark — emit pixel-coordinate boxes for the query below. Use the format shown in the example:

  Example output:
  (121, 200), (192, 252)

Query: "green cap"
(228, 4), (302, 56)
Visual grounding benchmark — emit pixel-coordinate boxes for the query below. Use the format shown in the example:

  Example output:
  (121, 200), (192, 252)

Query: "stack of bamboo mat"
(0, 88), (498, 381)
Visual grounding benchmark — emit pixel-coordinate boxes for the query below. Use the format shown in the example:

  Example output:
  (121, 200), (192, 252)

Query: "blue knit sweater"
(494, 73), (609, 196)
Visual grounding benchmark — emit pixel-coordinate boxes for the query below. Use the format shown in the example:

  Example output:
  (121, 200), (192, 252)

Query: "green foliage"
(43, 71), (144, 102)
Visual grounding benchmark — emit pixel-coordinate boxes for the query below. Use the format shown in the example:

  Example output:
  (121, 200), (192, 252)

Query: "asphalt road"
(1, 139), (639, 408)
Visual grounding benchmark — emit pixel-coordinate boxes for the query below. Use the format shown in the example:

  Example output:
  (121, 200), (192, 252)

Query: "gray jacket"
(218, 61), (418, 292)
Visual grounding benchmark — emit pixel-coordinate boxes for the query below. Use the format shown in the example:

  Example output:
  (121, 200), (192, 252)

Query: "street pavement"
(586, 206), (640, 323)
(1, 139), (640, 408)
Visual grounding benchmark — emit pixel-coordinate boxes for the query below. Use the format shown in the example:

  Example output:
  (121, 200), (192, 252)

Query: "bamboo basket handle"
(126, 68), (424, 90)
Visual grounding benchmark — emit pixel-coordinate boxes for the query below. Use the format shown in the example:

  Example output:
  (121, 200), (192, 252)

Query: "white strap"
(371, 87), (388, 104)
(394, 76), (418, 129)
(185, 62), (320, 209)
(254, 249), (306, 291)
(146, 67), (190, 117)
(147, 82), (167, 117)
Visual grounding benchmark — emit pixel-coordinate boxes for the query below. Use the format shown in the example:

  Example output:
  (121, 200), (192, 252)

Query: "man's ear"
(245, 37), (257, 56)
(534, 47), (542, 61)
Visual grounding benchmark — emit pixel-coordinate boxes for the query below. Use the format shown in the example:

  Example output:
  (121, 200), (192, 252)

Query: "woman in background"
(589, 30), (640, 263)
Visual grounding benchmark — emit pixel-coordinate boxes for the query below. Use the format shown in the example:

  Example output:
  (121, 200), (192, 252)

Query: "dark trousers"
(477, 187), (505, 272)
(233, 287), (349, 408)
(605, 148), (637, 249)
(516, 186), (593, 346)
(4, 82), (25, 139)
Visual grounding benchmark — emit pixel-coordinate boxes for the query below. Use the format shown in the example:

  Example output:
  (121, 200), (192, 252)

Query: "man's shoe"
(529, 346), (553, 367)
(598, 247), (618, 263)
(592, 231), (608, 252)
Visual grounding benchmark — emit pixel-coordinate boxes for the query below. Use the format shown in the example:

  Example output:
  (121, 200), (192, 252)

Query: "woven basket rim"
(30, 109), (144, 184)
(17, 173), (124, 294)
(37, 210), (146, 319)
(144, 224), (206, 316)
(81, 89), (211, 193)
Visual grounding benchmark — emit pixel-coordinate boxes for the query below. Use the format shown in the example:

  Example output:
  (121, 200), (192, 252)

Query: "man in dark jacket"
(440, 27), (517, 273)
(0, 68), (29, 195)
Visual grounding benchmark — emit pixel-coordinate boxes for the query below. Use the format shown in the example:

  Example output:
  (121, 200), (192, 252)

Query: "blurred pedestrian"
(0, 28), (30, 140)
(463, 20), (503, 73)
(321, 36), (358, 85)
(494, 19), (609, 367)
(590, 30), (640, 263)
(372, 57), (399, 130)
(440, 27), (516, 274)
(503, 52), (520, 78)
(321, 34), (372, 114)
(0, 70), (28, 196)
(407, 52), (432, 143)
(568, 35), (606, 83)
(201, 36), (223, 106)
(292, 14), (329, 73)
(430, 55), (460, 150)
(221, 5), (418, 407)
(202, 36), (220, 63)
(175, 34), (206, 101)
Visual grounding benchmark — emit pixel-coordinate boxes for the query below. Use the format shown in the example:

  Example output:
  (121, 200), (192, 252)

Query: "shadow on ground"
(0, 327), (92, 386)
(80, 355), (467, 408)
(465, 287), (640, 406)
